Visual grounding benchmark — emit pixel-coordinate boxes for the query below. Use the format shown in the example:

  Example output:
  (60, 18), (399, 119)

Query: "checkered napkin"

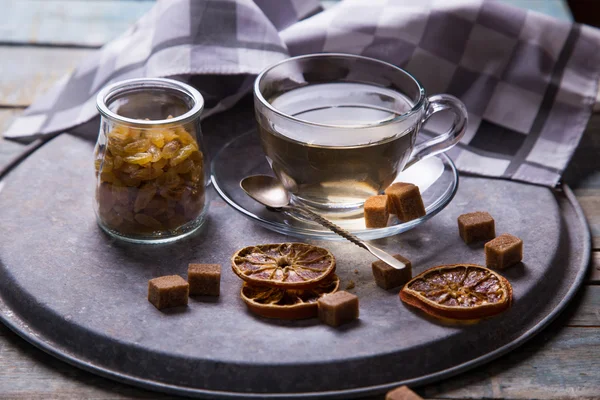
(5, 0), (600, 187)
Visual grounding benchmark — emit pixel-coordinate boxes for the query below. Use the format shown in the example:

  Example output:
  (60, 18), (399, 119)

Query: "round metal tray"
(0, 134), (590, 399)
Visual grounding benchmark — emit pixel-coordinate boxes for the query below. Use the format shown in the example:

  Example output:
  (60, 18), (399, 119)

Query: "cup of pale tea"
(253, 53), (467, 213)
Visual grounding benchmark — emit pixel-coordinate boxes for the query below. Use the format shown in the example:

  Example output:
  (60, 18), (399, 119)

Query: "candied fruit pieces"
(124, 139), (151, 154)
(174, 159), (194, 174)
(109, 124), (130, 141)
(157, 169), (182, 188)
(174, 127), (196, 145)
(111, 185), (130, 204)
(95, 122), (205, 236)
(162, 129), (180, 142)
(125, 153), (153, 165)
(129, 167), (151, 181)
(143, 199), (168, 218)
(134, 183), (157, 212)
(114, 204), (135, 222)
(107, 140), (126, 156)
(170, 143), (196, 167)
(160, 186), (186, 201)
(189, 165), (203, 182)
(113, 156), (123, 169)
(100, 156), (113, 173)
(104, 211), (124, 228)
(146, 129), (166, 148)
(100, 171), (117, 183)
(121, 162), (139, 174)
(190, 150), (203, 163)
(152, 158), (167, 170)
(97, 184), (115, 213)
(135, 213), (163, 229)
(119, 174), (142, 187)
(147, 144), (162, 162)
(161, 140), (180, 159)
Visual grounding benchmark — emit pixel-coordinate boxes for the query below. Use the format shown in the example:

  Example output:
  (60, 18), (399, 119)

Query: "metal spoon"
(240, 175), (406, 270)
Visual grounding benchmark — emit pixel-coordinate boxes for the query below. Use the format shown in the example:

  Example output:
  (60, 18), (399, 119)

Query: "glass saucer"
(211, 131), (459, 241)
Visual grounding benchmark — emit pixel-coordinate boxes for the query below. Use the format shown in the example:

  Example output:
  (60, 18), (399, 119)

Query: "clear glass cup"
(94, 78), (209, 244)
(254, 53), (467, 214)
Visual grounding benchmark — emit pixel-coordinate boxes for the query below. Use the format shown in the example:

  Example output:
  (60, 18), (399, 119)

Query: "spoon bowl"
(240, 175), (291, 208)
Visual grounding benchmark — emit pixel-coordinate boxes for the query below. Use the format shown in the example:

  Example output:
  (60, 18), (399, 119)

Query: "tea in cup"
(254, 54), (466, 212)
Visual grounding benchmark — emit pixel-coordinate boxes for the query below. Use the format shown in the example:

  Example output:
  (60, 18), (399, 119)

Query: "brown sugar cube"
(364, 195), (389, 228)
(318, 291), (359, 327)
(485, 233), (523, 269)
(457, 211), (495, 244)
(188, 264), (221, 296)
(387, 198), (396, 215)
(386, 385), (423, 400)
(372, 254), (412, 290)
(385, 183), (426, 221)
(385, 182), (409, 216)
(148, 275), (189, 310)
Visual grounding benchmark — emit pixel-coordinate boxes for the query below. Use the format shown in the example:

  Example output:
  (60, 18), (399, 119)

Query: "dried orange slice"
(400, 264), (512, 320)
(241, 275), (340, 320)
(231, 243), (336, 289)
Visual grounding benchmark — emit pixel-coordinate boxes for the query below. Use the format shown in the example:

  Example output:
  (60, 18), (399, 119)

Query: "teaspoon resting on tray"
(240, 175), (407, 270)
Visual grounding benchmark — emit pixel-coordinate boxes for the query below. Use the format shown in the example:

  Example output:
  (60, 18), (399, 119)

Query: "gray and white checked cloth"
(5, 0), (600, 187)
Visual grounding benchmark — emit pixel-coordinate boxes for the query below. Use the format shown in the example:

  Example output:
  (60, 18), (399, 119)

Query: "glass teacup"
(254, 53), (467, 214)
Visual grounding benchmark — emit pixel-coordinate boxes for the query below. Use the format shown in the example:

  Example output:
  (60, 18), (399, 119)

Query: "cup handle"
(404, 94), (467, 170)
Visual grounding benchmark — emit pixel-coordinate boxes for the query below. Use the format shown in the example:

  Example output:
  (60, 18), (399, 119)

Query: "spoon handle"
(291, 204), (366, 249)
(288, 205), (406, 270)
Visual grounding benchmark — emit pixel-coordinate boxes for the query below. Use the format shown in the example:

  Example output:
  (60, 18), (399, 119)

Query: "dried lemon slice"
(400, 264), (512, 320)
(231, 243), (336, 289)
(241, 275), (340, 319)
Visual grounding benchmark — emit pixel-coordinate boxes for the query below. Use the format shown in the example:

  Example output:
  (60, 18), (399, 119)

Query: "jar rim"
(96, 78), (204, 127)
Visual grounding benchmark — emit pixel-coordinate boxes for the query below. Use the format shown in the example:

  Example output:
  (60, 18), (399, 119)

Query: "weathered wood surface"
(577, 192), (600, 250)
(0, 323), (173, 400)
(564, 285), (600, 326)
(0, 109), (25, 165)
(565, 114), (600, 250)
(1, 320), (598, 399)
(0, 46), (92, 107)
(421, 326), (600, 400)
(591, 252), (600, 283)
(0, 0), (153, 47)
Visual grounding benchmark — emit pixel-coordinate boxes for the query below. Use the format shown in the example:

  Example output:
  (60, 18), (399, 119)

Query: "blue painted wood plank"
(0, 0), (573, 47)
(0, 0), (154, 47)
(501, 0), (573, 21)
(0, 46), (93, 106)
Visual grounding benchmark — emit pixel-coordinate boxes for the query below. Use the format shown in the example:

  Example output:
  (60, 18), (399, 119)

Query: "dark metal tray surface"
(0, 133), (590, 399)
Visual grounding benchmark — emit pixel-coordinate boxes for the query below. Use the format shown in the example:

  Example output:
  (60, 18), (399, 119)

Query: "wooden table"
(1, 1), (598, 399)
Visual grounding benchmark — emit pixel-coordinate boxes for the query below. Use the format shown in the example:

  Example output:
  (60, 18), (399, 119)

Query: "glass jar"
(94, 78), (209, 243)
